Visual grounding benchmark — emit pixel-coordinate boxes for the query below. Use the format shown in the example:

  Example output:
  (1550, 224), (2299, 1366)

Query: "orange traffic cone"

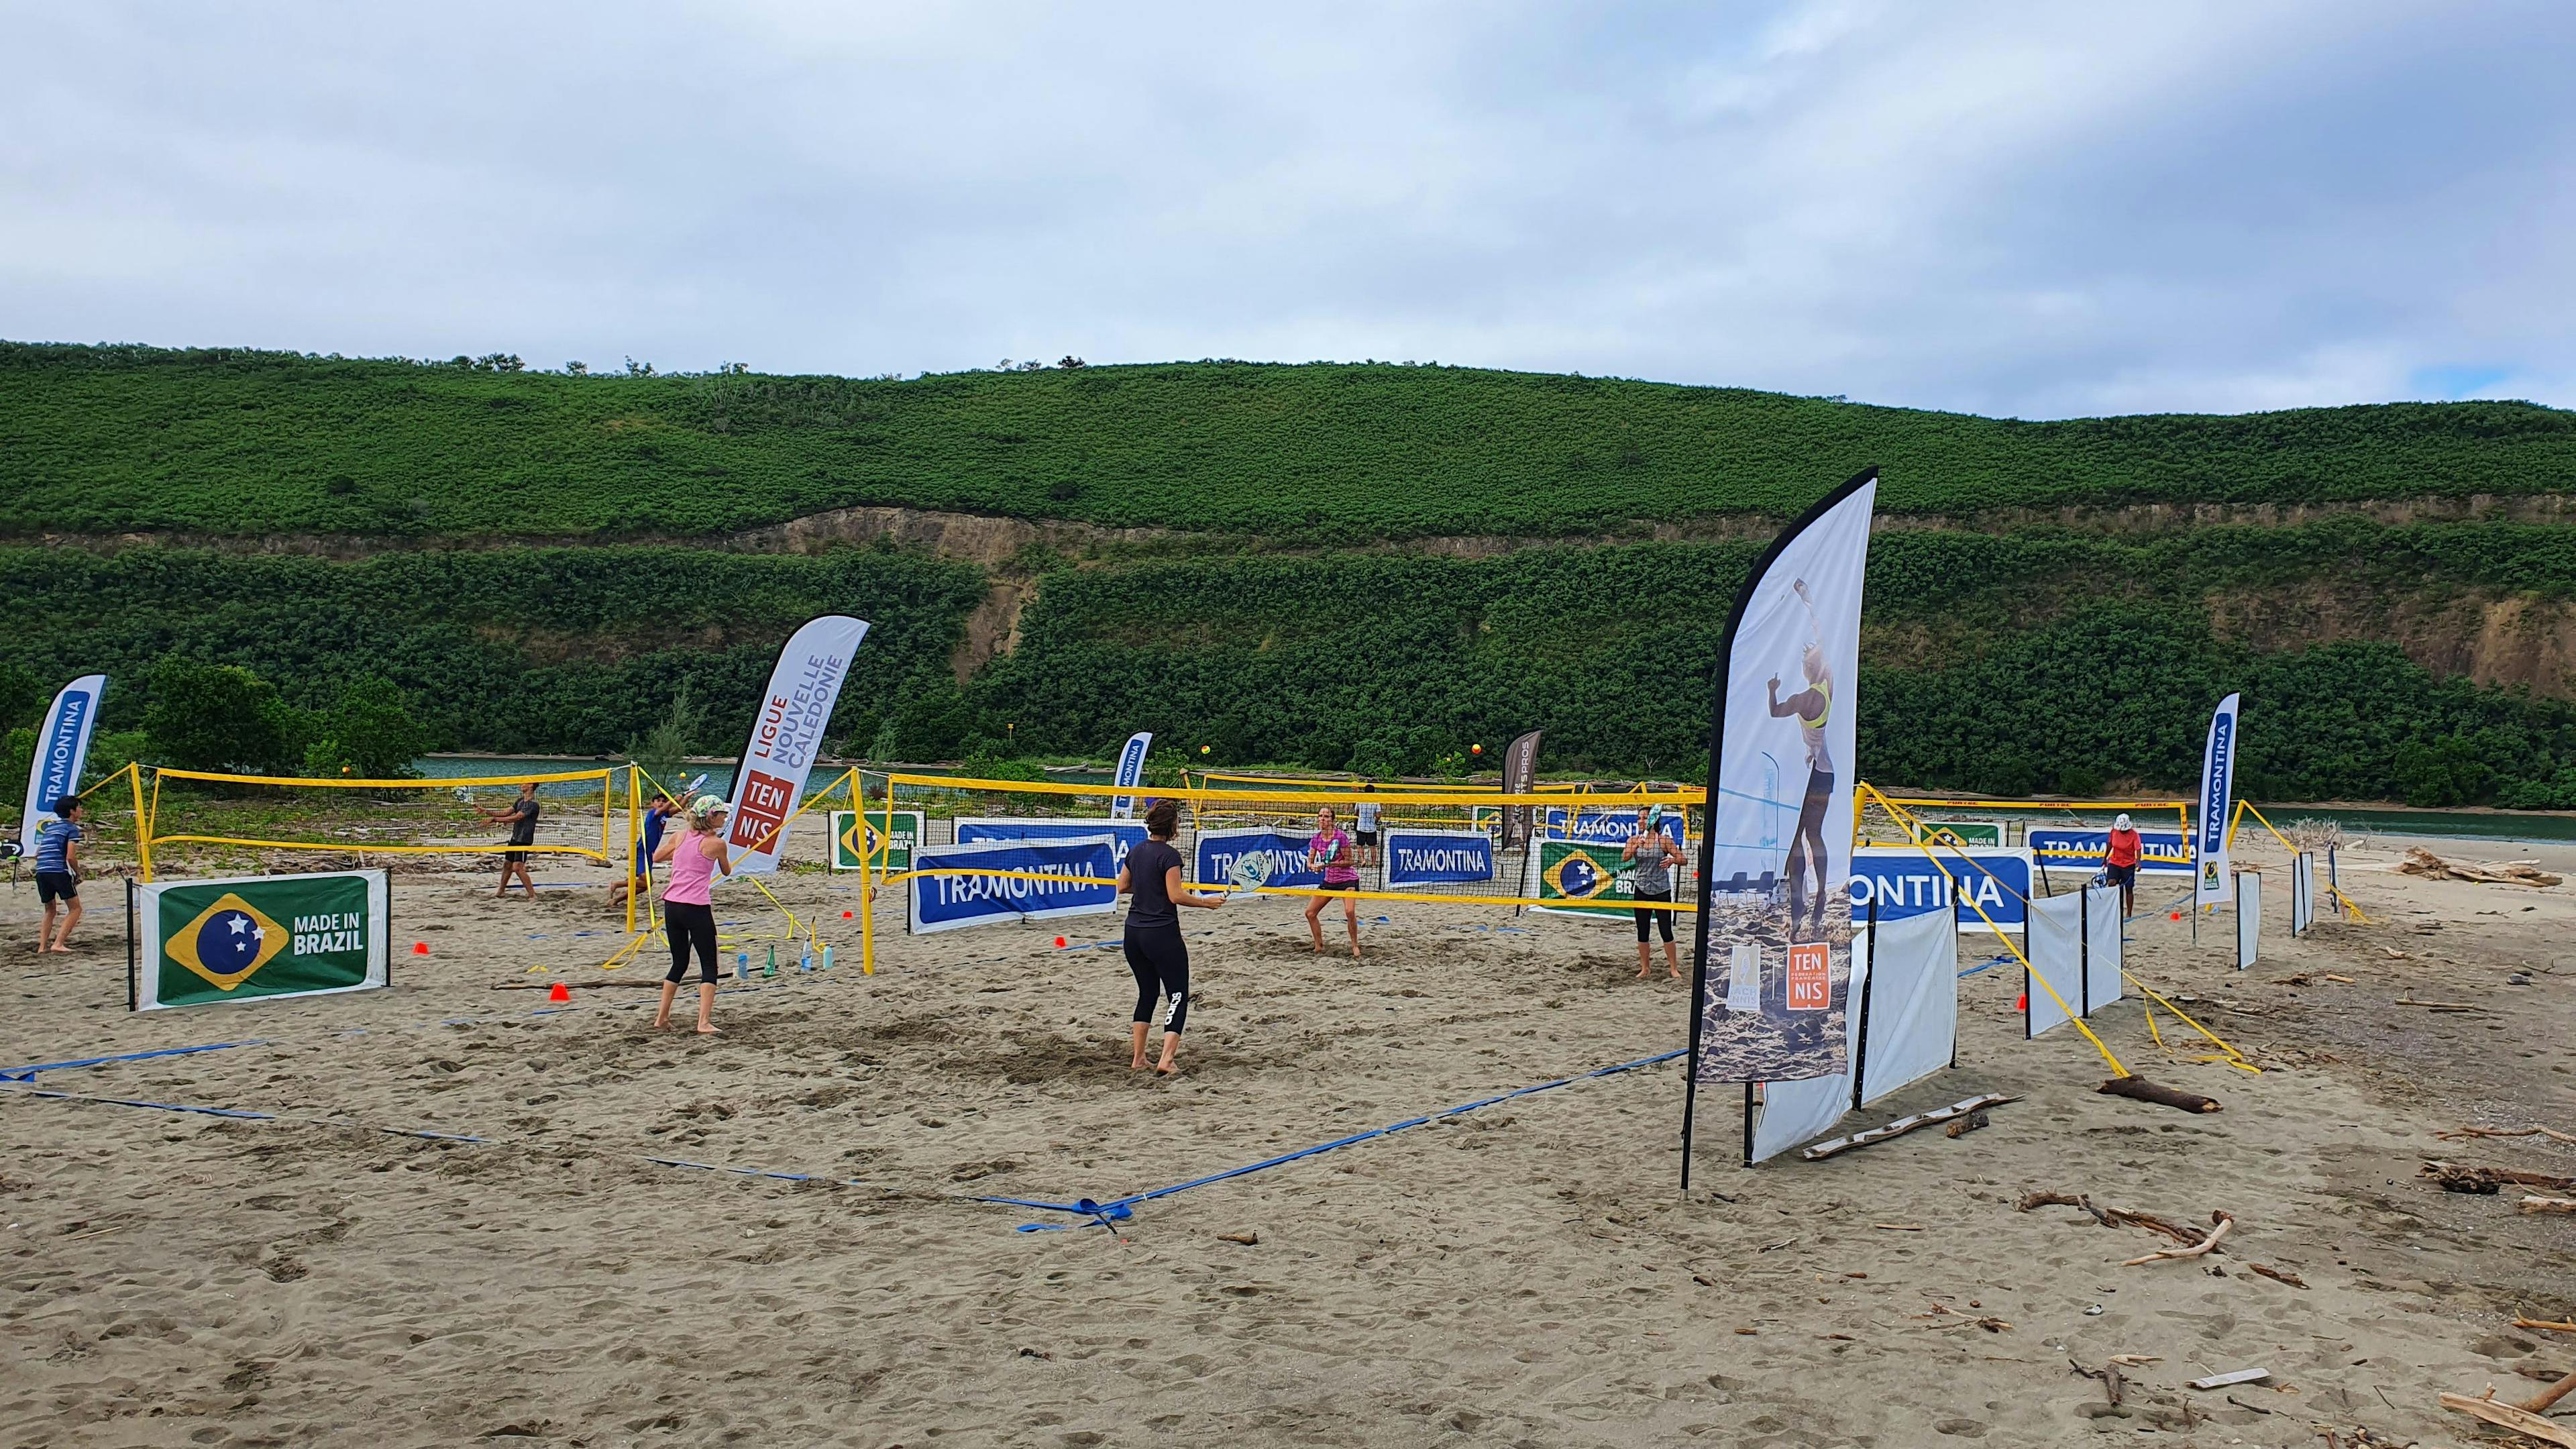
(412, 941), (430, 955)
(547, 981), (570, 1004)
(1053, 936), (1068, 949)
(2015, 991), (2027, 1011)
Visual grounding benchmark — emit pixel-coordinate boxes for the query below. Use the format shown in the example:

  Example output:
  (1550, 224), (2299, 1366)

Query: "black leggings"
(1633, 887), (1675, 943)
(663, 900), (718, 984)
(1124, 923), (1191, 1034)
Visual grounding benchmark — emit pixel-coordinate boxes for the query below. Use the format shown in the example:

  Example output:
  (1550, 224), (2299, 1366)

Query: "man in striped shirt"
(35, 796), (85, 954)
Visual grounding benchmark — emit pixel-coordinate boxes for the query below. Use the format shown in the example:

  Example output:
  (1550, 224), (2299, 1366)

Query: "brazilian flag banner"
(131, 869), (389, 1012)
(1532, 839), (1640, 920)
(830, 809), (924, 873)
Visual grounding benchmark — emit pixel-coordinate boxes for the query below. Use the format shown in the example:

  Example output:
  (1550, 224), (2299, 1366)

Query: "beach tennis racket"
(1224, 853), (1275, 900)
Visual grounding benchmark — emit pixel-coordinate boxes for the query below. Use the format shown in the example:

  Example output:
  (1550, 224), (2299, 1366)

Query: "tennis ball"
(1199, 745), (1210, 755)
(1471, 744), (1483, 755)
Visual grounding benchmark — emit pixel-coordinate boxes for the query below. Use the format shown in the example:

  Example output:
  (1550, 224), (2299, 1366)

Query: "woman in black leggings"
(1114, 798), (1225, 1074)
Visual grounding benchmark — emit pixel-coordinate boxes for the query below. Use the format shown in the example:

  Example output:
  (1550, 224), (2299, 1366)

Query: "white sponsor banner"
(724, 616), (870, 875)
(21, 673), (107, 855)
(2193, 692), (2241, 910)
(1109, 731), (1153, 819)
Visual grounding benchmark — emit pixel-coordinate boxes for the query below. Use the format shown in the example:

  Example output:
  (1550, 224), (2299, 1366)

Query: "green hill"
(5, 341), (2575, 808)
(7, 341), (2574, 540)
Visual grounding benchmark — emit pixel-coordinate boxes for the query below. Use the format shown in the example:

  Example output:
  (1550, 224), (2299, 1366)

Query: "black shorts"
(36, 871), (76, 904)
(1356, 830), (1379, 846)
(1318, 879), (1358, 893)
(1632, 886), (1675, 943)
(2104, 862), (2137, 888)
(503, 849), (529, 867)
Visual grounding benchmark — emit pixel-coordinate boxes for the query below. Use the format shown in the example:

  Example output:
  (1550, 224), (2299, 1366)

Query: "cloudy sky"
(5, 1), (2571, 417)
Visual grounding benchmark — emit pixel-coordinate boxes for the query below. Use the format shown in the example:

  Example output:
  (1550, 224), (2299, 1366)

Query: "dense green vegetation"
(0, 546), (986, 758)
(9, 521), (2575, 806)
(8, 341), (2574, 541)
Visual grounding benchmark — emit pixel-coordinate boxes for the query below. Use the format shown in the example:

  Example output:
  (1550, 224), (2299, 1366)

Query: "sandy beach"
(2, 832), (2570, 1447)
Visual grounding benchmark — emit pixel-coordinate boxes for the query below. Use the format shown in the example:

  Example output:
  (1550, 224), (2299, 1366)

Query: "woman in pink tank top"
(653, 796), (732, 1034)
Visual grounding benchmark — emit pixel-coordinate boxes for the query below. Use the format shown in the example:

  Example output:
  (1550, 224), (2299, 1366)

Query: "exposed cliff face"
(2206, 584), (2576, 698)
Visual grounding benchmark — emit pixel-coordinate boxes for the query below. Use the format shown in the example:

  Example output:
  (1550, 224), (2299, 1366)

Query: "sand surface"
(2, 833), (2571, 1447)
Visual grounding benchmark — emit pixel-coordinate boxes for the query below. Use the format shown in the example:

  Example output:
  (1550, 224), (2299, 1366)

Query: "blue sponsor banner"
(1545, 808), (1685, 847)
(1848, 846), (2033, 933)
(1194, 828), (1323, 891)
(21, 673), (107, 855)
(908, 835), (1118, 935)
(955, 816), (1151, 873)
(1110, 731), (1152, 818)
(2028, 828), (2192, 875)
(1385, 828), (1496, 885)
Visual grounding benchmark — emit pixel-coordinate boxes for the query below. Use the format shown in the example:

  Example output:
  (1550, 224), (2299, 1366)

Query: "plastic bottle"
(821, 945), (834, 971)
(798, 944), (813, 973)
(735, 951), (749, 981)
(764, 945), (777, 978)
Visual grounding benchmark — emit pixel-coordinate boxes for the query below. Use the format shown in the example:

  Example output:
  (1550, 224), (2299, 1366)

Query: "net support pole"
(1850, 896), (1878, 1112)
(625, 765), (640, 938)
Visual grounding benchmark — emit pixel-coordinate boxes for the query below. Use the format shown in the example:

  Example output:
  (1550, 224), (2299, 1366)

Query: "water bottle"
(735, 951), (749, 981)
(798, 945), (813, 973)
(763, 945), (777, 978)
(820, 945), (835, 972)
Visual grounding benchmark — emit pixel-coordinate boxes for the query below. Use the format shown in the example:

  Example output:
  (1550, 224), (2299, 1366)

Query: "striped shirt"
(35, 819), (80, 873)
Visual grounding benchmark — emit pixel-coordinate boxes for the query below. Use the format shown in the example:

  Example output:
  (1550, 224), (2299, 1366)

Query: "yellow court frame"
(133, 765), (617, 881)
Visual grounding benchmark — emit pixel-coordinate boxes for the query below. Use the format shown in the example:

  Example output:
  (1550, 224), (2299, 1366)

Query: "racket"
(1224, 853), (1275, 900)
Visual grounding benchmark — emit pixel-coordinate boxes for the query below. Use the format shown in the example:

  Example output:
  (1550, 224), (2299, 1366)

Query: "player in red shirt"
(2102, 812), (2144, 916)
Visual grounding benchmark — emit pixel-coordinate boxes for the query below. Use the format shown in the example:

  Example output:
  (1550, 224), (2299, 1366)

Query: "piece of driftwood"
(2247, 1263), (2308, 1289)
(2525, 1196), (2576, 1214)
(2395, 996), (2487, 1012)
(2439, 1391), (2576, 1448)
(1799, 1094), (2019, 1161)
(2520, 1368), (2576, 1415)
(2102, 1207), (2207, 1245)
(2125, 1212), (2234, 1267)
(2399, 847), (2565, 887)
(2516, 1319), (2576, 1334)
(2098, 1075), (2222, 1114)
(2070, 1358), (2125, 1406)
(2422, 1161), (2576, 1194)
(1945, 1110), (1991, 1138)
(2439, 1126), (2576, 1146)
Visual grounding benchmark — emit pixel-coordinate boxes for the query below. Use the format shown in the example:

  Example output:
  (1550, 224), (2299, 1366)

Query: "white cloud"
(1, 0), (2571, 415)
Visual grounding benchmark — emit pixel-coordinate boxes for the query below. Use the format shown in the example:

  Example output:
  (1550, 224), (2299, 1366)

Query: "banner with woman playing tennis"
(1682, 468), (1877, 1177)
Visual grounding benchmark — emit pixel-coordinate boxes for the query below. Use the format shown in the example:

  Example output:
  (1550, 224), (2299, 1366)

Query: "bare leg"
(1305, 897), (1327, 952)
(1664, 938), (1682, 979)
(40, 903), (60, 953)
(56, 898), (81, 950)
(1344, 899), (1360, 959)
(1130, 1020), (1150, 1070)
(1635, 938), (1652, 978)
(653, 979), (679, 1028)
(694, 981), (718, 1034)
(1156, 1030), (1181, 1074)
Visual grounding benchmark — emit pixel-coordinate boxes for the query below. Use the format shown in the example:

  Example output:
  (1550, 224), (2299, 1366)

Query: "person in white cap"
(651, 794), (733, 1034)
(2103, 812), (2143, 916)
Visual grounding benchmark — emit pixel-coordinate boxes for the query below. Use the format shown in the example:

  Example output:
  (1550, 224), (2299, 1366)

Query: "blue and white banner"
(1847, 846), (2034, 933)
(1109, 731), (1152, 819)
(2028, 828), (2192, 875)
(1194, 828), (1322, 892)
(2194, 692), (2241, 910)
(955, 816), (1151, 874)
(907, 835), (1118, 935)
(1549, 807), (1685, 847)
(19, 673), (107, 856)
(1384, 828), (1496, 885)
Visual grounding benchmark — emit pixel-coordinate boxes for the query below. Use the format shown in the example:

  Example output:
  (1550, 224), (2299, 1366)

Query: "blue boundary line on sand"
(985, 1046), (1686, 1232)
(0, 1040), (267, 1081)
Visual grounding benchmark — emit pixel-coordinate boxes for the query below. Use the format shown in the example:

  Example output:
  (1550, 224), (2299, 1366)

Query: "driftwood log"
(2125, 1211), (2235, 1267)
(2524, 1196), (2576, 1214)
(2420, 1161), (2576, 1195)
(2099, 1075), (2222, 1114)
(2440, 1392), (2576, 1448)
(1799, 1094), (2019, 1161)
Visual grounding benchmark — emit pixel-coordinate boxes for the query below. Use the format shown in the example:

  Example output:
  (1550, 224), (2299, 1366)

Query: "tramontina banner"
(726, 615), (871, 875)
(1684, 467), (1876, 1180)
(830, 810), (924, 872)
(19, 673), (105, 857)
(2194, 692), (2241, 910)
(131, 868), (390, 1011)
(1109, 731), (1153, 819)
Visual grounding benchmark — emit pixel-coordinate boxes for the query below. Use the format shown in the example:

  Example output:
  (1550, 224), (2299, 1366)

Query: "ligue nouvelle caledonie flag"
(19, 673), (107, 856)
(2194, 692), (2242, 910)
(1110, 731), (1154, 818)
(1681, 468), (1876, 1185)
(725, 616), (871, 875)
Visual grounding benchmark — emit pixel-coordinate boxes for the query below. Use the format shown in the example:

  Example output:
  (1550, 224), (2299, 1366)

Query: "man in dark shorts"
(35, 795), (85, 953)
(1354, 784), (1381, 867)
(2103, 812), (2143, 916)
(477, 782), (541, 900)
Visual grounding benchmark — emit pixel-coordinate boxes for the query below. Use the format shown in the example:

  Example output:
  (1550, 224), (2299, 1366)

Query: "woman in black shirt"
(1114, 798), (1225, 1074)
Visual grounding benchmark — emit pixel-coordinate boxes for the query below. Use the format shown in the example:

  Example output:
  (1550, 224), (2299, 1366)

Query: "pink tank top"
(662, 830), (717, 906)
